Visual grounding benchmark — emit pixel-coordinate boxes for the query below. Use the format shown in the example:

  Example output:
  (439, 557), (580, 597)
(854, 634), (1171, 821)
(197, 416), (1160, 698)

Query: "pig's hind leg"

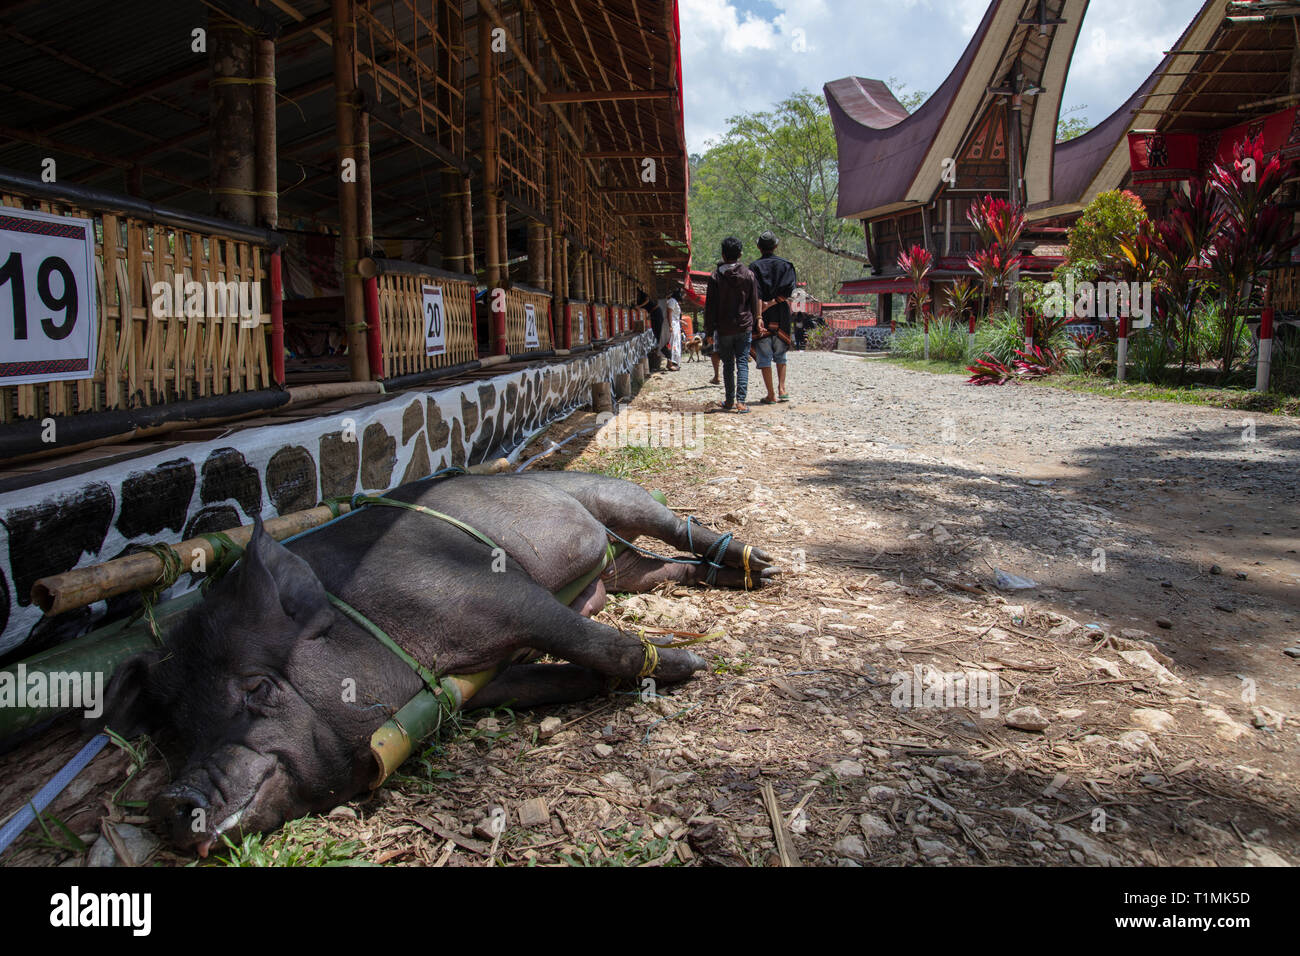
(511, 589), (706, 684)
(602, 549), (774, 592)
(523, 473), (777, 580)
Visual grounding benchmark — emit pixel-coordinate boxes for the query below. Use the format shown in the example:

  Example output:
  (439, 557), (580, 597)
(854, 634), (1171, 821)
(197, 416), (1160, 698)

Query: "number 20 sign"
(0, 207), (99, 386)
(423, 284), (445, 356)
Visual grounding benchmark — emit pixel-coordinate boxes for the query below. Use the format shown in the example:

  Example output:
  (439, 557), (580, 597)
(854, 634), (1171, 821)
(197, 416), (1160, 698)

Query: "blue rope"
(602, 522), (732, 575)
(0, 732), (109, 858)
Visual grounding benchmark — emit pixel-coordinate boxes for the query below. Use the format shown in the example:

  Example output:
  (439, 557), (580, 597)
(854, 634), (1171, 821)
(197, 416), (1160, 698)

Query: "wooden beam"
(539, 89), (673, 103)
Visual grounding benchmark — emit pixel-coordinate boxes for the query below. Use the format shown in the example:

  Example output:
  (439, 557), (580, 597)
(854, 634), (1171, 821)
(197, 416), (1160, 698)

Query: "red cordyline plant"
(898, 244), (933, 327)
(965, 354), (1014, 385)
(1205, 133), (1300, 381)
(1151, 177), (1220, 383)
(1012, 345), (1065, 379)
(966, 196), (1025, 314)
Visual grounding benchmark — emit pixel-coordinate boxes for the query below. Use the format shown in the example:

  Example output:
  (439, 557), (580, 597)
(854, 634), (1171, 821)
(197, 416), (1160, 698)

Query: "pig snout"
(151, 749), (283, 856)
(151, 783), (211, 851)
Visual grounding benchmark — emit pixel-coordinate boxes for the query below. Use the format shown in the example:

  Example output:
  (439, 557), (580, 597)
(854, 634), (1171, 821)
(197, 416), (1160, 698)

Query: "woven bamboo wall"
(1269, 265), (1300, 312)
(1, 192), (273, 424)
(377, 270), (476, 378)
(505, 287), (552, 352)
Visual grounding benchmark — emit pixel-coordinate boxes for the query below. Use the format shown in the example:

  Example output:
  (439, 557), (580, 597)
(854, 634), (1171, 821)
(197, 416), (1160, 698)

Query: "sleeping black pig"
(94, 471), (774, 855)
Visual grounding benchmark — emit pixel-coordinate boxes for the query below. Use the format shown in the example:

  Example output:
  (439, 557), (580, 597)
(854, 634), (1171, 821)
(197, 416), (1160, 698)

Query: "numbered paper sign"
(523, 302), (539, 349)
(596, 308), (605, 340)
(0, 207), (99, 386)
(423, 284), (446, 356)
(576, 308), (585, 343)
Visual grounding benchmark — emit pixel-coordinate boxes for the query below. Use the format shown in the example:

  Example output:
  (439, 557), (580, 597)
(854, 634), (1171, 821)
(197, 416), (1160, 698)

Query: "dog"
(684, 333), (704, 362)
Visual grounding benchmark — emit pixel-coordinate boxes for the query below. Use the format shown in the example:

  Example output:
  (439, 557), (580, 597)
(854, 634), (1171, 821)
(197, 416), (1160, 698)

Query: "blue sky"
(679, 0), (1203, 154)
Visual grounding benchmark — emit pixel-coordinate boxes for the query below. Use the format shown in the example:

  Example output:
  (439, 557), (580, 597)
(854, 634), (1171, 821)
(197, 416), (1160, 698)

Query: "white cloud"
(680, 0), (1199, 154)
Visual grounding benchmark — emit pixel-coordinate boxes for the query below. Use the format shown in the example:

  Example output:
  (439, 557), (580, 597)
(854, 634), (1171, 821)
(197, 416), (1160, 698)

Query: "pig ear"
(239, 517), (334, 637)
(90, 649), (165, 739)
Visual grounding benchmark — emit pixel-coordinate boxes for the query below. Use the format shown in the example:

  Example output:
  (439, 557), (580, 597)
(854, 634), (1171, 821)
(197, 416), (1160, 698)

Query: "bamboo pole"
(441, 169), (466, 272)
(31, 456), (510, 616)
(210, 12), (257, 225)
(334, 0), (370, 382)
(461, 174), (476, 277)
(356, 109), (374, 257)
(254, 36), (278, 230)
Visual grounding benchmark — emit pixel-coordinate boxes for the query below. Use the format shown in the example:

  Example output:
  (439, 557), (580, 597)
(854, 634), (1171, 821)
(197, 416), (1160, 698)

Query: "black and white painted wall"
(0, 335), (651, 660)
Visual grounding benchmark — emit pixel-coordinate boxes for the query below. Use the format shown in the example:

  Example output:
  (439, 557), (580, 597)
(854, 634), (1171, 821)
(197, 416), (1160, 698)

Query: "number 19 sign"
(423, 284), (446, 356)
(0, 207), (99, 386)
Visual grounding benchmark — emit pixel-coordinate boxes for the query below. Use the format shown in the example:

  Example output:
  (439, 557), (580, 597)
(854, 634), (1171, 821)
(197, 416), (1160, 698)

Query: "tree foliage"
(688, 89), (868, 300)
(1063, 190), (1148, 280)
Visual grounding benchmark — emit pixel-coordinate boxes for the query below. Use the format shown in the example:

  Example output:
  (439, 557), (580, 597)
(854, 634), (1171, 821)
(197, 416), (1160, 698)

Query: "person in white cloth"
(658, 286), (684, 371)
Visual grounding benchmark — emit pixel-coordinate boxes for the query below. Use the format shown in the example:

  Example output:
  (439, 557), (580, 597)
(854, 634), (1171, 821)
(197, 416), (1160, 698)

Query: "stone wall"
(0, 335), (651, 659)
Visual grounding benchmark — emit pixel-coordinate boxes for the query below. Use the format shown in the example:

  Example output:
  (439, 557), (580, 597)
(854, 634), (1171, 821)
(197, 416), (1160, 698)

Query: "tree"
(887, 76), (929, 112)
(1056, 104), (1092, 142)
(1063, 190), (1148, 281)
(689, 90), (868, 275)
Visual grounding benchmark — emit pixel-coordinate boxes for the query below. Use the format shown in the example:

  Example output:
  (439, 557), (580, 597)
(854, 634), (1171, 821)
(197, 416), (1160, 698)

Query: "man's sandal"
(778, 393), (790, 402)
(760, 396), (778, 404)
(734, 403), (750, 414)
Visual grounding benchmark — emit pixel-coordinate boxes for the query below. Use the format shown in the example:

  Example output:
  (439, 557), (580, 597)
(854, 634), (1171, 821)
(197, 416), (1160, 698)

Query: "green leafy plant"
(1064, 190), (1148, 280)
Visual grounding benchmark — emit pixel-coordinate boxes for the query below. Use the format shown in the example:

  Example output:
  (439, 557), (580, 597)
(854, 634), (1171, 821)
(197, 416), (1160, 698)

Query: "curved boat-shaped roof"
(826, 1), (1000, 220)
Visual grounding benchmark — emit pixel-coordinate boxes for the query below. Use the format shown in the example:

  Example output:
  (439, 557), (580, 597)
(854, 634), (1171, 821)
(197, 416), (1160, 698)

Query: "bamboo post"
(254, 36), (278, 230)
(334, 0), (370, 381)
(461, 174), (476, 277)
(528, 221), (546, 288)
(209, 13), (256, 225)
(356, 109), (374, 257)
(441, 169), (467, 273)
(479, 19), (507, 354)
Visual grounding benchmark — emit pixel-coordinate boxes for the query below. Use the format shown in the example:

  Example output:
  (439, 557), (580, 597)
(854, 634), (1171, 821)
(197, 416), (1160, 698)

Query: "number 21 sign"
(423, 284), (446, 356)
(0, 207), (99, 386)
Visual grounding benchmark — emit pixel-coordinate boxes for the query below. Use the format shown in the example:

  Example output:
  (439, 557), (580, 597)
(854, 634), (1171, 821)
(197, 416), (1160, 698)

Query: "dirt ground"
(3, 350), (1297, 867)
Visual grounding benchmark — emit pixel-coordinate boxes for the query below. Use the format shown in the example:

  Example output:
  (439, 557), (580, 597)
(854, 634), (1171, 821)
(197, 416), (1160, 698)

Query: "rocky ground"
(4, 351), (1298, 867)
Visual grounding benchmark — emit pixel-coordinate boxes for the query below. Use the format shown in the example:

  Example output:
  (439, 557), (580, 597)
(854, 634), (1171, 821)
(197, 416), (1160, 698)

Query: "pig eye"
(242, 677), (277, 710)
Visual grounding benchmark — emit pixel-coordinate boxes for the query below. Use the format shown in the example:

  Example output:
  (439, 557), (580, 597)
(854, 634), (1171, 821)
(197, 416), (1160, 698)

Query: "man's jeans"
(717, 330), (751, 406)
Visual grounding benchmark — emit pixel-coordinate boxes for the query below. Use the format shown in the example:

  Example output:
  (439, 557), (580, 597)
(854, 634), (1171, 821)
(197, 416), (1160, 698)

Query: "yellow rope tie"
(638, 633), (659, 679)
(636, 628), (724, 678)
(743, 544), (753, 591)
(209, 77), (276, 87)
(210, 187), (279, 198)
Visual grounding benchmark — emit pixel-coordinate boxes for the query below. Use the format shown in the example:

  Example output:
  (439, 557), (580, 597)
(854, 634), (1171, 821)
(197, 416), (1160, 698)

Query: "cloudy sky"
(679, 0), (1203, 154)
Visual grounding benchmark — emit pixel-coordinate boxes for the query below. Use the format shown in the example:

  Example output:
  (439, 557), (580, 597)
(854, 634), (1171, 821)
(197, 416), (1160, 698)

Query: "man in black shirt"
(749, 231), (797, 403)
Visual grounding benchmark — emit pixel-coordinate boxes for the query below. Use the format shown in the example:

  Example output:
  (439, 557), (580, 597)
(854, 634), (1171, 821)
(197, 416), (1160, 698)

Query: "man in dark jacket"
(750, 231), (797, 403)
(704, 236), (761, 413)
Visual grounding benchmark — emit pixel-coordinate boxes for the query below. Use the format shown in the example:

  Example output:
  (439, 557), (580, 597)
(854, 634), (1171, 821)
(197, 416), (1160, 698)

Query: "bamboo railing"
(371, 261), (477, 378)
(505, 285), (552, 352)
(0, 183), (278, 425)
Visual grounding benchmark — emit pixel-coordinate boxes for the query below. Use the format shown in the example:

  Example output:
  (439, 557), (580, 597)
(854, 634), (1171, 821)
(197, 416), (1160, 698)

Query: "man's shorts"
(754, 333), (788, 369)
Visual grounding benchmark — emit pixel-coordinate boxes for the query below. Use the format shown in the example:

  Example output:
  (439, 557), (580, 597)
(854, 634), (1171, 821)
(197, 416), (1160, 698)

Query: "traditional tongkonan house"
(825, 0), (1088, 326)
(0, 1), (689, 661)
(826, 0), (1300, 390)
